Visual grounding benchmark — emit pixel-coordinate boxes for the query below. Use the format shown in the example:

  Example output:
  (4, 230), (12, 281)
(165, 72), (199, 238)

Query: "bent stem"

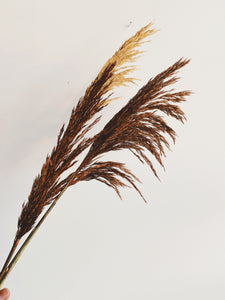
(0, 173), (77, 288)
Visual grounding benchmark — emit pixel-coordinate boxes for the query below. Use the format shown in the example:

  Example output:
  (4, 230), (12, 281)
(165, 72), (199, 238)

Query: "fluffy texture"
(64, 58), (191, 202)
(15, 24), (190, 241)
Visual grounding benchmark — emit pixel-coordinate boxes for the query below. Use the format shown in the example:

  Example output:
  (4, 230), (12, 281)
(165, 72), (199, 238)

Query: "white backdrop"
(0, 0), (224, 299)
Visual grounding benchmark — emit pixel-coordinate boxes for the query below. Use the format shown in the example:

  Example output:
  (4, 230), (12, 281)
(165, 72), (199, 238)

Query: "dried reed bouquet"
(0, 23), (191, 289)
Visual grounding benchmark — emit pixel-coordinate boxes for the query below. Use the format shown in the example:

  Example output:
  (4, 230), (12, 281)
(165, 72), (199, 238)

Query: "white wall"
(0, 0), (224, 299)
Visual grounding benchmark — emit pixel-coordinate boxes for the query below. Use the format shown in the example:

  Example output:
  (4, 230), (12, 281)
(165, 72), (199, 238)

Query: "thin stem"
(0, 239), (20, 283)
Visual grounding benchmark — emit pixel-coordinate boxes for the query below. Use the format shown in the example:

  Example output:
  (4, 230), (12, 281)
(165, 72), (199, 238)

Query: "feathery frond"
(62, 59), (191, 200)
(0, 23), (191, 290)
(15, 23), (155, 240)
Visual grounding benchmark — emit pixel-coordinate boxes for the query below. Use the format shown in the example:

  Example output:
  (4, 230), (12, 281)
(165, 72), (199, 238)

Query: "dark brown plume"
(63, 58), (191, 201)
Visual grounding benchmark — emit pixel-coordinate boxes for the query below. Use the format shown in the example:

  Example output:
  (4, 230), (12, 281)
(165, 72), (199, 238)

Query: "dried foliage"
(16, 23), (156, 239)
(14, 24), (190, 241)
(0, 23), (191, 289)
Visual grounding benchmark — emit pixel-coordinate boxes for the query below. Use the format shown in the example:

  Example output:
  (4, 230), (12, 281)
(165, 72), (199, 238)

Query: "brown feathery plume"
(0, 23), (155, 286)
(15, 22), (155, 240)
(58, 58), (191, 202)
(0, 23), (191, 290)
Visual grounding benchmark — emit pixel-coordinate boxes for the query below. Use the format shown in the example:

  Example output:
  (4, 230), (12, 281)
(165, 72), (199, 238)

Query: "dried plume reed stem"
(0, 23), (191, 288)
